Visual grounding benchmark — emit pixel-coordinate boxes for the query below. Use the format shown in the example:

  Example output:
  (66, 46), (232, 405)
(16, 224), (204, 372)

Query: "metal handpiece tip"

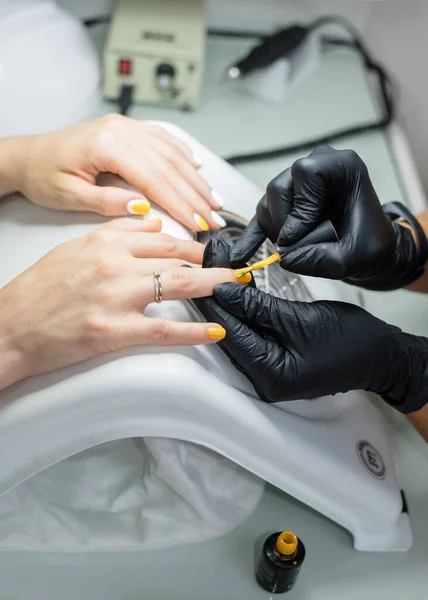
(227, 66), (241, 80)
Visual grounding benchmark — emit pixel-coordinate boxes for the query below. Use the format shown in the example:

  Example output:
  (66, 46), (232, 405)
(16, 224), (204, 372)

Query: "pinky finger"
(138, 318), (227, 346)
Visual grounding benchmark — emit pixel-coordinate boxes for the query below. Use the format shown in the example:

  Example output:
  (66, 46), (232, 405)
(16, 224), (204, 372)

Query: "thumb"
(214, 283), (290, 344)
(66, 176), (151, 217)
(200, 295), (277, 381)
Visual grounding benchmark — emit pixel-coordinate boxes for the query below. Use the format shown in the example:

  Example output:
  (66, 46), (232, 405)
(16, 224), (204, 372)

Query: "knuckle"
(93, 254), (120, 279)
(338, 149), (367, 173)
(144, 171), (168, 192)
(266, 177), (280, 196)
(151, 319), (170, 342)
(101, 113), (124, 131)
(339, 148), (359, 163)
(95, 284), (116, 306)
(162, 145), (179, 164)
(94, 127), (115, 154)
(83, 311), (111, 339)
(291, 156), (314, 179)
(93, 115), (124, 154)
(266, 168), (291, 197)
(160, 235), (178, 256)
(91, 228), (117, 245)
(170, 268), (192, 291)
(316, 144), (334, 153)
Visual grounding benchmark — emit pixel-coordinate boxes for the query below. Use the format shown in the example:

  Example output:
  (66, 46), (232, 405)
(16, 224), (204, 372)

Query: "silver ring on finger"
(153, 271), (163, 304)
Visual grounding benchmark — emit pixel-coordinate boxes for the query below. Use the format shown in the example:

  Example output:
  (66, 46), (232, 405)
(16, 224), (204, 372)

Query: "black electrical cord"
(83, 16), (110, 27)
(207, 28), (266, 39)
(118, 84), (134, 116)
(223, 15), (395, 166)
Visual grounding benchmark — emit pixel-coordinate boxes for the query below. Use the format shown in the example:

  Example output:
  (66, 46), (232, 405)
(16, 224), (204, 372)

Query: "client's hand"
(196, 284), (428, 414)
(6, 115), (225, 232)
(0, 219), (241, 391)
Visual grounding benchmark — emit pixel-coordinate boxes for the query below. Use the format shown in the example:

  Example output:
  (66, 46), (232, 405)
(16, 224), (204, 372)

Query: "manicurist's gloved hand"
(231, 145), (428, 290)
(196, 283), (428, 414)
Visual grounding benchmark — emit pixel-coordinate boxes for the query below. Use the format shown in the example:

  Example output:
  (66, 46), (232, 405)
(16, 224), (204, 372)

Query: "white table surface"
(0, 28), (427, 600)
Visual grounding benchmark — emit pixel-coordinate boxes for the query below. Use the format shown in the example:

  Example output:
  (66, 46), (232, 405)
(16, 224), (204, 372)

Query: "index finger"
(229, 215), (266, 265)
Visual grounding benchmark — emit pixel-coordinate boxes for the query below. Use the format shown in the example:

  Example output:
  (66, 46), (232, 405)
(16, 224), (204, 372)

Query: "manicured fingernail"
(237, 272), (252, 284)
(193, 153), (203, 167)
(211, 190), (225, 208)
(211, 211), (227, 228)
(127, 199), (151, 215)
(194, 213), (209, 231)
(208, 326), (226, 341)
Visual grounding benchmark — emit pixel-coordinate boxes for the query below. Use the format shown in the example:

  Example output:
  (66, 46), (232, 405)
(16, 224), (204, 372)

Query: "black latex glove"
(200, 237), (257, 281)
(231, 145), (427, 290)
(196, 283), (428, 414)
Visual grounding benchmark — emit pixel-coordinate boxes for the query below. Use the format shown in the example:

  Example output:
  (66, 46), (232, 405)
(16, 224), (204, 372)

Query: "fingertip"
(236, 272), (252, 285)
(207, 326), (226, 341)
(192, 153), (203, 168)
(127, 199), (151, 216)
(211, 211), (227, 228)
(193, 213), (209, 232)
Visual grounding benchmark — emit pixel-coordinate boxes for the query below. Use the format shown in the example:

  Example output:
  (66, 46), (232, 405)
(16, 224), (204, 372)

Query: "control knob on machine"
(156, 63), (176, 93)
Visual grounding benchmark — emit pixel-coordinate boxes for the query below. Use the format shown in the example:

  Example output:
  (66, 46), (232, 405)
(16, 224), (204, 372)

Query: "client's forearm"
(406, 210), (428, 293)
(0, 136), (30, 198)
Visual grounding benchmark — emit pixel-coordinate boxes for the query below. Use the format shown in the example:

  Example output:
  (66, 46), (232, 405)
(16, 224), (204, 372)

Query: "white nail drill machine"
(103, 0), (205, 110)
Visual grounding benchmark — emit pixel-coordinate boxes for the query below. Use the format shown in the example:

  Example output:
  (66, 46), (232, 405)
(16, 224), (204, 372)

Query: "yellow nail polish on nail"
(194, 213), (209, 231)
(237, 272), (252, 284)
(127, 199), (151, 215)
(208, 326), (226, 341)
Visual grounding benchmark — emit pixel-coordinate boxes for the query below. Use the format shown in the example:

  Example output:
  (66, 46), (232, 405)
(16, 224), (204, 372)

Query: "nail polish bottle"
(256, 531), (306, 594)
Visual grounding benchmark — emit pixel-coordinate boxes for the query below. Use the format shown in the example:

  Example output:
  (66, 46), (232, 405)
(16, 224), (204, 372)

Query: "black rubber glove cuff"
(345, 202), (428, 291)
(380, 332), (428, 414)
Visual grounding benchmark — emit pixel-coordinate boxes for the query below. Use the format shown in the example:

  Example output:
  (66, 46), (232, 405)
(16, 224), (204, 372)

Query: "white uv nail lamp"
(0, 123), (411, 553)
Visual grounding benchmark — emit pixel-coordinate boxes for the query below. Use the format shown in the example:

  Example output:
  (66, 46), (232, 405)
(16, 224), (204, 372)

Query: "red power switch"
(118, 59), (132, 75)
